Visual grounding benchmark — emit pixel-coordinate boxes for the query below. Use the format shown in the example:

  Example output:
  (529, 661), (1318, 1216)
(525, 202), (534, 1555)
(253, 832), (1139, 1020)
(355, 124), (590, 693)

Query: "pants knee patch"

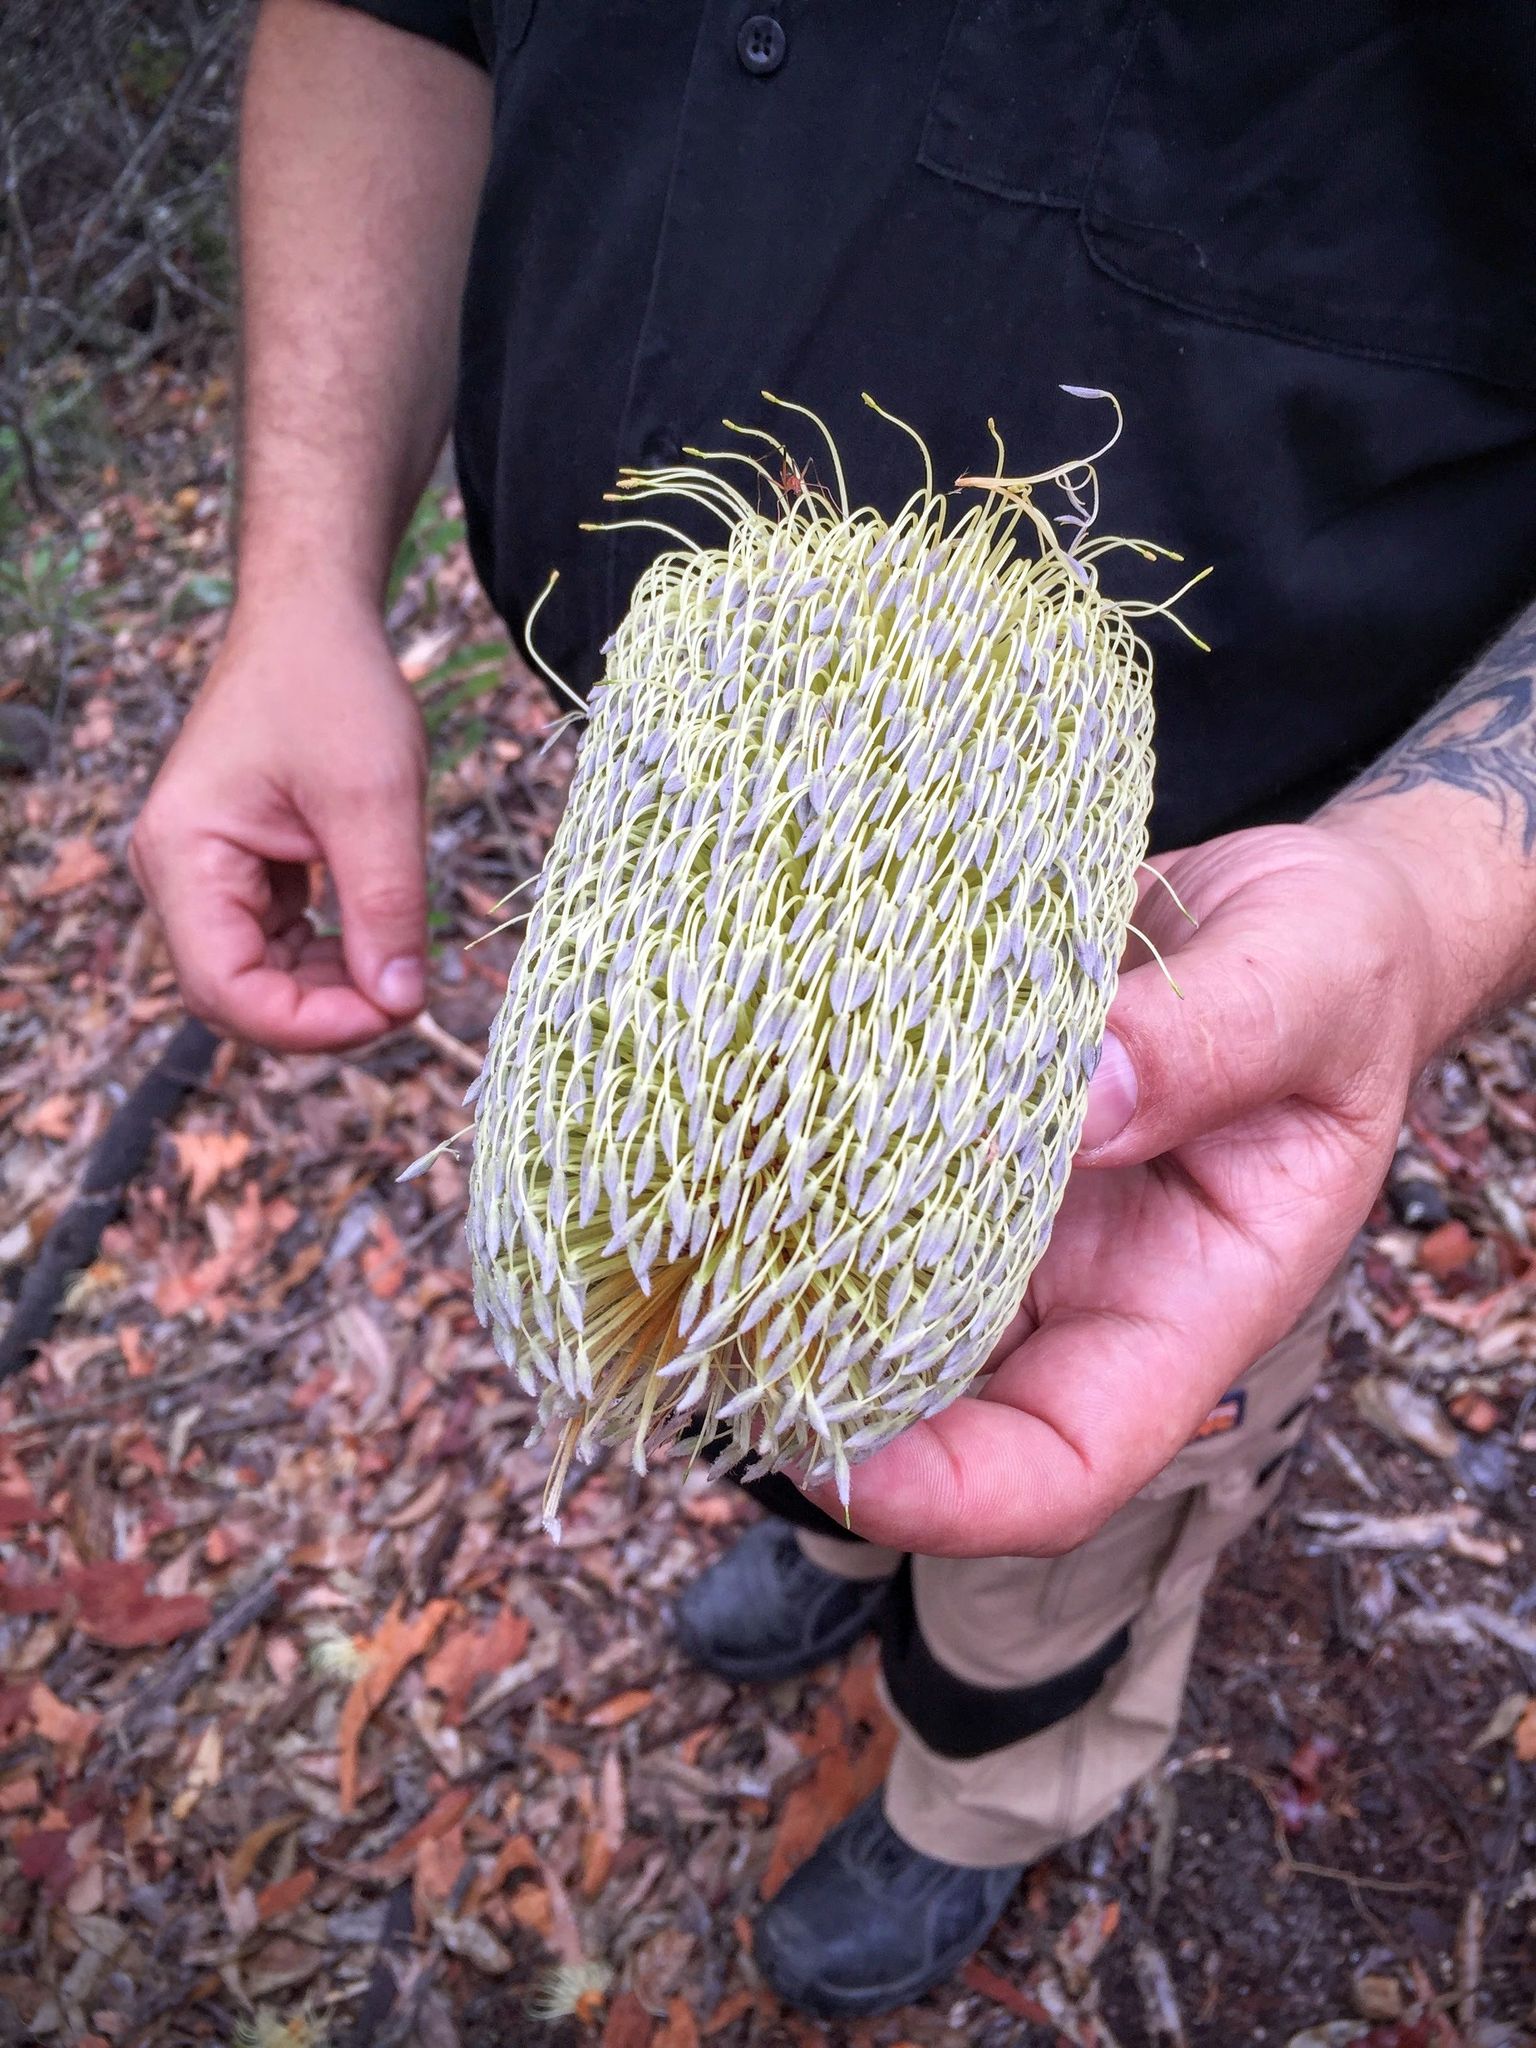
(879, 1560), (1132, 1761)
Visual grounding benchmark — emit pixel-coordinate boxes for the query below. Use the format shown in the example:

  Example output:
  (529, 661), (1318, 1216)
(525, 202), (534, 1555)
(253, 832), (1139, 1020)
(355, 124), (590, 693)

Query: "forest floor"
(2, 367), (1535, 2048)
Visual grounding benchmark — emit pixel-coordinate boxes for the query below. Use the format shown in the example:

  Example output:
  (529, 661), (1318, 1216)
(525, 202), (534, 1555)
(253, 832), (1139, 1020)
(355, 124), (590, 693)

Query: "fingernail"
(1080, 1031), (1137, 1152)
(377, 956), (425, 1014)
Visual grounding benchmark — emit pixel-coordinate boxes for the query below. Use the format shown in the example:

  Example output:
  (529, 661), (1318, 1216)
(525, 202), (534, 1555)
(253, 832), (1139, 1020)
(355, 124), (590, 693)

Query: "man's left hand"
(819, 821), (1435, 1556)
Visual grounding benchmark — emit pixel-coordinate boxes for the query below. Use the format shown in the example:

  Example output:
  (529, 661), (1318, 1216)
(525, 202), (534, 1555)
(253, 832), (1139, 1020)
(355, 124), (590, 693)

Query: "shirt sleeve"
(325, 0), (489, 69)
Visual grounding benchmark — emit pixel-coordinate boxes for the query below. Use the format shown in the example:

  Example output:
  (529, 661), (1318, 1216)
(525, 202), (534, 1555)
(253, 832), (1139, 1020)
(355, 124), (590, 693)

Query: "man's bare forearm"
(235, 0), (491, 608)
(1340, 599), (1536, 853)
(1320, 594), (1536, 1057)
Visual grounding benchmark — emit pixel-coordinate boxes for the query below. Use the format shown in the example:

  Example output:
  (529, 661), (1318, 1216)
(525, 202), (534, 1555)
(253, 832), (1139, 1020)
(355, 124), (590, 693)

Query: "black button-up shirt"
(338, 0), (1536, 849)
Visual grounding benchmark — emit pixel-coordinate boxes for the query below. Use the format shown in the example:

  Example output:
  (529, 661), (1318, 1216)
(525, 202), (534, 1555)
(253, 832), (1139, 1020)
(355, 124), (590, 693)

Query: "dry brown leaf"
(653, 1997), (700, 2048)
(959, 1958), (1051, 2023)
(415, 1822), (467, 1912)
(628, 1926), (696, 2011)
(1515, 1698), (1536, 1764)
(75, 1561), (213, 1649)
(759, 1693), (896, 1900)
(585, 1687), (654, 1729)
(170, 1128), (252, 1203)
(362, 1214), (408, 1298)
(598, 1745), (626, 1849)
(337, 1599), (453, 1812)
(254, 1868), (316, 1924)
(30, 1681), (98, 1771)
(118, 1325), (154, 1377)
(600, 1991), (654, 2048)
(35, 837), (110, 899)
(366, 1786), (475, 1879)
(223, 1812), (305, 1894)
(702, 1989), (772, 2036)
(0, 1488), (45, 1532)
(435, 1913), (513, 1974)
(17, 1095), (75, 1142)
(1418, 1219), (1476, 1280)
(423, 1608), (529, 1724)
(0, 1774), (41, 1814)
(509, 1884), (553, 1935)
(579, 1829), (615, 1899)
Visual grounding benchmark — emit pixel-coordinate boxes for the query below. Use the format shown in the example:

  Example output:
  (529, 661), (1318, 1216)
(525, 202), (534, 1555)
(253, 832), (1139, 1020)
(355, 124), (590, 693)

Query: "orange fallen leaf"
(36, 837), (110, 899)
(677, 1725), (715, 1768)
(530, 1737), (584, 1774)
(585, 1688), (654, 1729)
(224, 1812), (306, 1894)
(600, 1991), (654, 2048)
(759, 1694), (896, 1900)
(653, 1997), (699, 2048)
(0, 1488), (45, 1532)
(424, 1608), (530, 1725)
(337, 1599), (453, 1812)
(366, 1785), (476, 1879)
(579, 1828), (615, 1899)
(509, 1883), (553, 1935)
(118, 1325), (154, 1377)
(1515, 1699), (1536, 1764)
(703, 1989), (772, 2035)
(473, 1829), (541, 1910)
(0, 1773), (41, 1814)
(17, 1095), (75, 1142)
(170, 1128), (252, 1204)
(29, 1684), (99, 1770)
(959, 1958), (1051, 2022)
(414, 1820), (466, 1911)
(362, 1214), (407, 1299)
(70, 1560), (212, 1649)
(1419, 1219), (1476, 1282)
(255, 1867), (316, 1923)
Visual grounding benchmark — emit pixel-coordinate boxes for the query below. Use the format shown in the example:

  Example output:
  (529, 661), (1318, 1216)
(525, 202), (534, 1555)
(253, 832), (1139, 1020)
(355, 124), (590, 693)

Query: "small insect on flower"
(464, 388), (1206, 1531)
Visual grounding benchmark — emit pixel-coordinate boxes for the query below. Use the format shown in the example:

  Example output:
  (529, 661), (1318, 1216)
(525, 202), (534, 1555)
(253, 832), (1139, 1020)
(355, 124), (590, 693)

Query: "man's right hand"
(131, 593), (429, 1052)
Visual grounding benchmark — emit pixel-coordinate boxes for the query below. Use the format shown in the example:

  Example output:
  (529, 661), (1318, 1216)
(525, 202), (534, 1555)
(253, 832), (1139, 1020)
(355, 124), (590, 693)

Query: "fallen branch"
(114, 1561), (287, 1744)
(410, 1007), (483, 1078)
(0, 1017), (219, 1383)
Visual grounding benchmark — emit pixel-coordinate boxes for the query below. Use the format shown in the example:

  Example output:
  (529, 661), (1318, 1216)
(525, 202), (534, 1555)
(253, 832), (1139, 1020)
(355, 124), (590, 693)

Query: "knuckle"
(176, 973), (225, 1031)
(128, 808), (165, 871)
(329, 763), (423, 812)
(351, 879), (423, 928)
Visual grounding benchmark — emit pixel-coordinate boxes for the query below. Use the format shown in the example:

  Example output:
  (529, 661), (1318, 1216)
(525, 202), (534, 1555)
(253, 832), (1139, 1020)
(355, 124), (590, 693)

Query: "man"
(130, 0), (1536, 2020)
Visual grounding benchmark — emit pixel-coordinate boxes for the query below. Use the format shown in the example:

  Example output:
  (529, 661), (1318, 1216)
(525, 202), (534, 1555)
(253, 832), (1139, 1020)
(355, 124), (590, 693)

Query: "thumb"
(1078, 923), (1327, 1165)
(316, 776), (429, 1018)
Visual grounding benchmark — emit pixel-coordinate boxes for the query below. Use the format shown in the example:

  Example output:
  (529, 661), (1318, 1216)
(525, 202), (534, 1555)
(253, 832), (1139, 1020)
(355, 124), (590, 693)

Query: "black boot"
(753, 1792), (1023, 2019)
(673, 1520), (891, 1682)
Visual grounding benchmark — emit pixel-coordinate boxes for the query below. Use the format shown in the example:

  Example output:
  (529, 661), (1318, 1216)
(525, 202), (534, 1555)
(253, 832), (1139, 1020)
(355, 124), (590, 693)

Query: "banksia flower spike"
(462, 390), (1204, 1532)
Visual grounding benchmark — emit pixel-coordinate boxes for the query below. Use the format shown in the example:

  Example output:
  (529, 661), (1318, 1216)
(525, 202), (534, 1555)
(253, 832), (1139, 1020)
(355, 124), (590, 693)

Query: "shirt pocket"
(1079, 2), (1536, 393)
(472, 0), (534, 62)
(918, 0), (1147, 210)
(919, 0), (1536, 395)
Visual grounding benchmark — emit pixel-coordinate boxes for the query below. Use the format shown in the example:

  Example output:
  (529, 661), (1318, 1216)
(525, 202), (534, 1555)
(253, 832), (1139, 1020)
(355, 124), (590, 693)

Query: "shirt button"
(737, 14), (787, 75)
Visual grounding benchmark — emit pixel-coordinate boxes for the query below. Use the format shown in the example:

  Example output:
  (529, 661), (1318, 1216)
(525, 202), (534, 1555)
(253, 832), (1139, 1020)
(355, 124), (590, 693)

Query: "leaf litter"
(1, 369), (1534, 2045)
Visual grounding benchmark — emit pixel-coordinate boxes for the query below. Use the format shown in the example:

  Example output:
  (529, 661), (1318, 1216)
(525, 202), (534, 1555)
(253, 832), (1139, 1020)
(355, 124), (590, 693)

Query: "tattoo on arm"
(1339, 601), (1536, 855)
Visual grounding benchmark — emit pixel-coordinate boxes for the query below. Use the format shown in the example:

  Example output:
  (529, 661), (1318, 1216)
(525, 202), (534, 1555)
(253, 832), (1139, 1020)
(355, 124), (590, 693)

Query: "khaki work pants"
(793, 1282), (1340, 1869)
